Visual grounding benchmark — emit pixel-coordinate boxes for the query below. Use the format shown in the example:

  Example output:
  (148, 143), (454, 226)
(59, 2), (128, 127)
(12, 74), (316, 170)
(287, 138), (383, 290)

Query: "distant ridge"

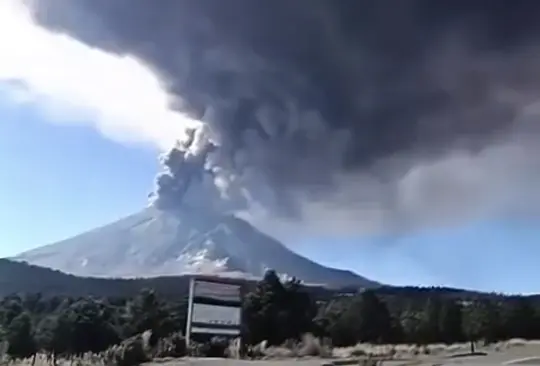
(3, 259), (536, 304)
(0, 258), (351, 299)
(13, 207), (379, 288)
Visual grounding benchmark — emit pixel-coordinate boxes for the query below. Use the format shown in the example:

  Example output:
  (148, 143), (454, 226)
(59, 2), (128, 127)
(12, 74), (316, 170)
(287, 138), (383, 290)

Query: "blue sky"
(0, 0), (539, 294)
(0, 95), (156, 256)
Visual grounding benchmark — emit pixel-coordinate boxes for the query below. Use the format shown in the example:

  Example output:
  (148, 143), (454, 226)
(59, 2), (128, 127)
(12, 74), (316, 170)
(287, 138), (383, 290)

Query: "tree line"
(1, 270), (540, 362)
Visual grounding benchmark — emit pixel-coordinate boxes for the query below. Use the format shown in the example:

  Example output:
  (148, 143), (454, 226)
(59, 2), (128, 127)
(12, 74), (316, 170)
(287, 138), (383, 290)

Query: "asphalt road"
(146, 359), (540, 366)
(143, 345), (540, 366)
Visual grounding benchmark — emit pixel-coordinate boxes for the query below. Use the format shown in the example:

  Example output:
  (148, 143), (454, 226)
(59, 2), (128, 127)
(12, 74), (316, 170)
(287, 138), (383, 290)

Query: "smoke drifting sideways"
(25, 0), (540, 237)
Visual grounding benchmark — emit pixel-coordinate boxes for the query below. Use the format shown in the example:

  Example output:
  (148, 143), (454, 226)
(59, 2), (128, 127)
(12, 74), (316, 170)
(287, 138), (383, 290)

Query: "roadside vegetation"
(1, 270), (540, 365)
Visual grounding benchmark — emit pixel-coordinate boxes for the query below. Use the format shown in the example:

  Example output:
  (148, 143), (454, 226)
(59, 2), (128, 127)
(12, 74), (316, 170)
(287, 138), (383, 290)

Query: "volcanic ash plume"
(24, 0), (540, 236)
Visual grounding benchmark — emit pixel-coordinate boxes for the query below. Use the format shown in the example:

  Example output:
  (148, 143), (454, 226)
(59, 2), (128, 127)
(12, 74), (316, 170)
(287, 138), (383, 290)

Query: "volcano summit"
(13, 207), (378, 288)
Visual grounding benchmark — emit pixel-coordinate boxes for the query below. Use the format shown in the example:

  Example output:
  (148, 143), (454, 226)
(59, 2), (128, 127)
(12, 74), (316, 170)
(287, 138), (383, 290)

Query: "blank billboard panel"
(191, 326), (240, 335)
(191, 303), (241, 327)
(193, 280), (241, 302)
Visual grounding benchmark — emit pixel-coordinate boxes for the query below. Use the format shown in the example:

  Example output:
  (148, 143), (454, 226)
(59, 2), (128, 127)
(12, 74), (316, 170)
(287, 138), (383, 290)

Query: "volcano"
(13, 207), (378, 288)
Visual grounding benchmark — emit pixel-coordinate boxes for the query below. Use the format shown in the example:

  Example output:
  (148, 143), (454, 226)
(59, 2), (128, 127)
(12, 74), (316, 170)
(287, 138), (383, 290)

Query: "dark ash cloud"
(25, 0), (540, 236)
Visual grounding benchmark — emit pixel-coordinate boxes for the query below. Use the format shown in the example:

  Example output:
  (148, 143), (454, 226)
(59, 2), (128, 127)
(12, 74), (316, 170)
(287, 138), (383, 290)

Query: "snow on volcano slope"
(13, 207), (379, 288)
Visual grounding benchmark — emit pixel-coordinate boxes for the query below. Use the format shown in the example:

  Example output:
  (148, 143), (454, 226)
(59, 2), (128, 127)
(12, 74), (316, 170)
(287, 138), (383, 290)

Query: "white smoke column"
(0, 0), (198, 150)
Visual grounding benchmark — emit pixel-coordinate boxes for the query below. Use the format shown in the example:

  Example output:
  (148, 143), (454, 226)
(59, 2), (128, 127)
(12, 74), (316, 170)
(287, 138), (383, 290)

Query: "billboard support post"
(185, 276), (195, 348)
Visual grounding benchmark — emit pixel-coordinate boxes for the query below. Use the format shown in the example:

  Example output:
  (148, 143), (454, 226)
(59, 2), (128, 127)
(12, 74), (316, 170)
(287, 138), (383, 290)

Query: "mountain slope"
(13, 207), (378, 288)
(3, 259), (517, 303)
(0, 258), (139, 298)
(0, 259), (321, 299)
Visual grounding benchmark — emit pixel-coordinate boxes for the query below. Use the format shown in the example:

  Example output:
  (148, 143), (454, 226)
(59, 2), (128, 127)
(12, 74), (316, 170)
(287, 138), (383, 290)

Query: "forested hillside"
(0, 258), (516, 301)
(2, 264), (540, 363)
(0, 259), (335, 300)
(0, 258), (192, 298)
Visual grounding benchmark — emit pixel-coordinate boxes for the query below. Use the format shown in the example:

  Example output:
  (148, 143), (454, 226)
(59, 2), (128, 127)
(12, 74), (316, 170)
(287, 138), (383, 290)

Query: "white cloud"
(0, 0), (198, 150)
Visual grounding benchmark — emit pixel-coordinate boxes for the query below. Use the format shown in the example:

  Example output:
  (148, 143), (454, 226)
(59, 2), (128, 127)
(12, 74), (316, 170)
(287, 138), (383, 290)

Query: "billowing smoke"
(22, 0), (540, 236)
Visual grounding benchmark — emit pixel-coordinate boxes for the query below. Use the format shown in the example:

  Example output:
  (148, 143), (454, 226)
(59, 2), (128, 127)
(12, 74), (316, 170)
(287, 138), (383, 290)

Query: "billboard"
(186, 277), (243, 343)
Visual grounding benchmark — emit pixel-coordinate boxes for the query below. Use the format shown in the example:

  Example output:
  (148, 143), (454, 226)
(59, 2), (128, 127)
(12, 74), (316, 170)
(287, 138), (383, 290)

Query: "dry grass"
(332, 338), (540, 360)
(332, 342), (464, 359)
(4, 338), (540, 366)
(1, 353), (106, 366)
(256, 333), (333, 359)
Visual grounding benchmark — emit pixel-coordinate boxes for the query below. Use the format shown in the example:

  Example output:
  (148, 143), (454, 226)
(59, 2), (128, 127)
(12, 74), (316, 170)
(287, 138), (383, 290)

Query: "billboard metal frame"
(185, 275), (243, 347)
